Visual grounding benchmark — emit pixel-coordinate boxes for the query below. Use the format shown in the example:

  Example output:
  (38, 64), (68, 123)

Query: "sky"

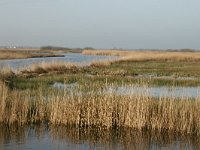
(0, 0), (200, 49)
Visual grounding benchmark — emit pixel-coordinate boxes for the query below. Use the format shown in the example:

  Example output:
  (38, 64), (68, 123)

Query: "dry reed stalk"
(0, 81), (8, 123)
(29, 89), (47, 124)
(1, 90), (33, 125)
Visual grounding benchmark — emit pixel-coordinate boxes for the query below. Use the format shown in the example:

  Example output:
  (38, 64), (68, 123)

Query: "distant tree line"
(40, 46), (95, 51)
(166, 49), (197, 52)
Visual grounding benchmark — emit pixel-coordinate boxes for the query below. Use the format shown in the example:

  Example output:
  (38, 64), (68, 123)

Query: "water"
(0, 53), (117, 71)
(106, 85), (200, 99)
(53, 82), (200, 99)
(52, 82), (78, 89)
(0, 126), (199, 150)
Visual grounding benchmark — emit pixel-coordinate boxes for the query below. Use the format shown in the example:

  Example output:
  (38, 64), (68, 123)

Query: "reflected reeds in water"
(0, 125), (200, 150)
(50, 126), (200, 150)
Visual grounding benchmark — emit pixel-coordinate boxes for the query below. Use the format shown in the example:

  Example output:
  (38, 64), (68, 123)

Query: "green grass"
(1, 58), (200, 90)
(104, 61), (200, 77)
(8, 73), (200, 90)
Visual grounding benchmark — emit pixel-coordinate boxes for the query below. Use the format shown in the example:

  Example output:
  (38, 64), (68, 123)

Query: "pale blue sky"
(0, 0), (200, 49)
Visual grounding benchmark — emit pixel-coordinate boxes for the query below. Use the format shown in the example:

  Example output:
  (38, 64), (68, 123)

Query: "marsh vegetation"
(0, 50), (200, 149)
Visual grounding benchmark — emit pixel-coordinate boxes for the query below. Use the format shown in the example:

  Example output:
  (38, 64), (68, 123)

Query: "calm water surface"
(0, 53), (116, 71)
(0, 126), (199, 150)
(53, 82), (200, 99)
(106, 85), (200, 99)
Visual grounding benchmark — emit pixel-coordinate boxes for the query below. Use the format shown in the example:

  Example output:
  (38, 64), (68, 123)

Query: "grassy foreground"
(1, 81), (200, 135)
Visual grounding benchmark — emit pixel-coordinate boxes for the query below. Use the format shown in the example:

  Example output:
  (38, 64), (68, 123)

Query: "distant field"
(0, 48), (79, 60)
(83, 49), (200, 62)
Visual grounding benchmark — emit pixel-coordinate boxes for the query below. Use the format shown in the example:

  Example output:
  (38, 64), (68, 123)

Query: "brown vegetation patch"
(20, 61), (80, 76)
(0, 49), (64, 60)
(83, 50), (200, 62)
(1, 80), (200, 135)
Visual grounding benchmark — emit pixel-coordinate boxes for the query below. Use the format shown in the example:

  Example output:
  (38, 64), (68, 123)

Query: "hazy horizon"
(0, 0), (200, 49)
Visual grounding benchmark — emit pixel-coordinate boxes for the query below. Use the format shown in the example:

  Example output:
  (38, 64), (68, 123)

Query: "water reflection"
(0, 125), (199, 150)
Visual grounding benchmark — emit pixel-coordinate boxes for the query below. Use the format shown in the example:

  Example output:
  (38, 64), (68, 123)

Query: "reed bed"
(18, 59), (113, 76)
(0, 81), (200, 135)
(0, 51), (30, 59)
(20, 61), (80, 75)
(0, 66), (15, 79)
(83, 50), (200, 62)
(90, 59), (113, 68)
(48, 93), (200, 135)
(0, 50), (63, 60)
(83, 49), (132, 56)
(0, 82), (46, 125)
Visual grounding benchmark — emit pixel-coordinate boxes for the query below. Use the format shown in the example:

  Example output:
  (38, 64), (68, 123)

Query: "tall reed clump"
(0, 81), (7, 123)
(20, 61), (79, 75)
(90, 59), (113, 68)
(0, 66), (15, 79)
(48, 89), (200, 135)
(0, 82), (46, 125)
(1, 81), (200, 135)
